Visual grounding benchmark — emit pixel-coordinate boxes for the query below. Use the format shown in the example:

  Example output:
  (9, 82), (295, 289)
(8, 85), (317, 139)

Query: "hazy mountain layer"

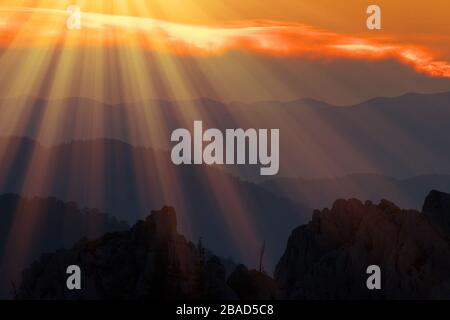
(1, 91), (450, 180)
(0, 137), (309, 271)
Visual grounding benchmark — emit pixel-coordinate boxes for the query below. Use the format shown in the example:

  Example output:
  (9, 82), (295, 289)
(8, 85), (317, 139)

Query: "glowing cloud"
(1, 6), (449, 77)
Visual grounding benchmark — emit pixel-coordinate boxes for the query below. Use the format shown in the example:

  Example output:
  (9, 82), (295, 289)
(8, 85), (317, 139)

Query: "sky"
(0, 0), (450, 103)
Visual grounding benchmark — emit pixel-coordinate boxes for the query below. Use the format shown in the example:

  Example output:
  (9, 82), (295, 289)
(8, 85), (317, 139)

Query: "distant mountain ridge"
(351, 91), (450, 109)
(2, 91), (450, 180)
(6, 90), (448, 109)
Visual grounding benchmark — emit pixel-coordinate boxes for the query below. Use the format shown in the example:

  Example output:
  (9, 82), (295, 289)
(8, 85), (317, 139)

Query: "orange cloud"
(1, 6), (449, 77)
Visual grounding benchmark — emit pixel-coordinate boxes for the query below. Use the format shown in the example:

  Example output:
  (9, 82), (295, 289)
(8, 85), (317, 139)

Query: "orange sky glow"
(0, 3), (450, 78)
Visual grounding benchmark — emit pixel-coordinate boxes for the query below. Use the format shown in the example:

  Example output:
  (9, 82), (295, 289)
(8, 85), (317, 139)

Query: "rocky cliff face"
(275, 196), (450, 299)
(16, 207), (278, 300)
(17, 191), (450, 300)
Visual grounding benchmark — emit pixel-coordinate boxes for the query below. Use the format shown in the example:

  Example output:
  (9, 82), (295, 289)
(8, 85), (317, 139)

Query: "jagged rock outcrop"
(423, 190), (450, 238)
(18, 191), (450, 300)
(0, 194), (128, 299)
(275, 196), (450, 299)
(16, 207), (269, 300)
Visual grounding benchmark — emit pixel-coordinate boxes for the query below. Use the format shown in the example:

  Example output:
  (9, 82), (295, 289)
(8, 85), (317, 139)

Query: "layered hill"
(2, 91), (450, 180)
(0, 137), (309, 271)
(0, 194), (128, 299)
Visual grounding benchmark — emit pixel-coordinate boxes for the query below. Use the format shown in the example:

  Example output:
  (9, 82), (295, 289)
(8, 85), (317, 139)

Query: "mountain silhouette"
(228, 91), (450, 180)
(0, 137), (309, 273)
(2, 91), (450, 180)
(16, 190), (450, 300)
(0, 194), (128, 299)
(16, 207), (279, 300)
(274, 190), (450, 299)
(275, 191), (450, 299)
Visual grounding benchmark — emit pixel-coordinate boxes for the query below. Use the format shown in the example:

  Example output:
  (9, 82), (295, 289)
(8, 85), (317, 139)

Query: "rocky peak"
(16, 207), (201, 300)
(275, 197), (450, 299)
(16, 207), (274, 300)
